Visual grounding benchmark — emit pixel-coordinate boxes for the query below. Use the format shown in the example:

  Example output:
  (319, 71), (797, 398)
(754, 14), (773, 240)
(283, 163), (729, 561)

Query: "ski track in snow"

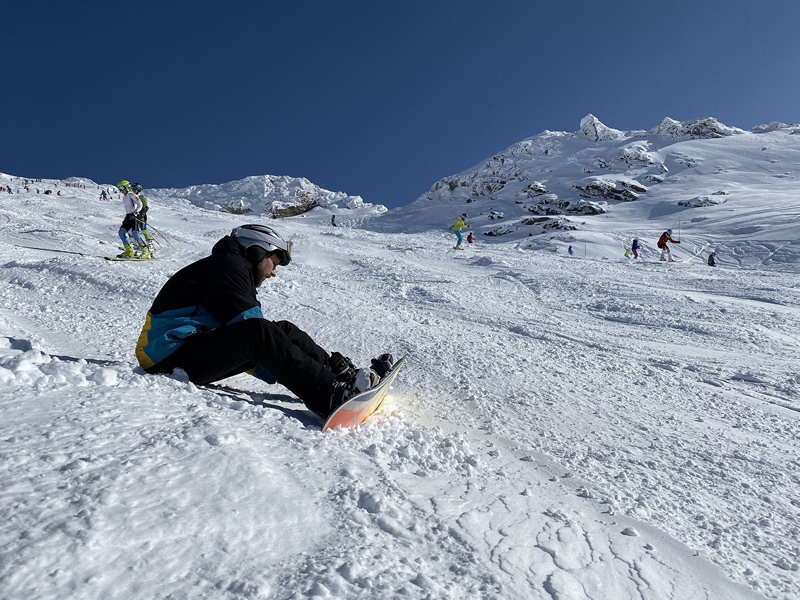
(1, 183), (798, 599)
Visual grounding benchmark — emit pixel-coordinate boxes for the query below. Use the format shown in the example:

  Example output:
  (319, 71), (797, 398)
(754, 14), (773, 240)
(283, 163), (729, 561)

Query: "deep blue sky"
(3, 1), (798, 208)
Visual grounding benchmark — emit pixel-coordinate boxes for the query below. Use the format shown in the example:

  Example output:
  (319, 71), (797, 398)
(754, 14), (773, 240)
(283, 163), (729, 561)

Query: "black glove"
(371, 354), (395, 378)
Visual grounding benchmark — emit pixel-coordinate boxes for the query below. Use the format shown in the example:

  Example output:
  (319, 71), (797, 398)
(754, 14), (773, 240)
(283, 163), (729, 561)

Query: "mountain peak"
(579, 114), (624, 141)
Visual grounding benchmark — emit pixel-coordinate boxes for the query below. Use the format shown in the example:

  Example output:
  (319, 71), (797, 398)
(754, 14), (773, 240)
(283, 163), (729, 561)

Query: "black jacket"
(136, 236), (264, 369)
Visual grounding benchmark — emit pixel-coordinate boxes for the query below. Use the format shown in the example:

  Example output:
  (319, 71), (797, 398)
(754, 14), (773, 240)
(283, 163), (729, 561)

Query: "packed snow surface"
(1, 120), (799, 600)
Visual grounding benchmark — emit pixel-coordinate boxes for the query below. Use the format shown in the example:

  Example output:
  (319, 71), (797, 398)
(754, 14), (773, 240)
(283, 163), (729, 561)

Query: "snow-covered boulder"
(616, 142), (666, 171)
(677, 195), (725, 208)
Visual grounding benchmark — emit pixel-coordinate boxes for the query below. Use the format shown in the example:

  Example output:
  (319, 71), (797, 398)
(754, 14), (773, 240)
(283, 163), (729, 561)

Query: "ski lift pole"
(670, 217), (681, 241)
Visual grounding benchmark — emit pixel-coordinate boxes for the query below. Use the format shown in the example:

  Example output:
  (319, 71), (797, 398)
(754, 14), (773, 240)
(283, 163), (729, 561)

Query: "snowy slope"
(1, 118), (799, 600)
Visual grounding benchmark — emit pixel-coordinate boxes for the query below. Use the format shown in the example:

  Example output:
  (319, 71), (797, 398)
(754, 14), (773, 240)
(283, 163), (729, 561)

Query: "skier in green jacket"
(450, 213), (469, 250)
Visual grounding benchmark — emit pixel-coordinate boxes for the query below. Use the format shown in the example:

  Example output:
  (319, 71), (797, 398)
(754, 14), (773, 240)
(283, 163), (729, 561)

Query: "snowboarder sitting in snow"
(707, 251), (717, 267)
(657, 229), (680, 262)
(135, 224), (393, 419)
(451, 213), (469, 250)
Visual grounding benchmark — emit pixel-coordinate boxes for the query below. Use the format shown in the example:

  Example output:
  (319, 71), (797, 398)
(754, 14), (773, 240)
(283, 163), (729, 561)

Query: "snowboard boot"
(329, 351), (357, 382)
(118, 243), (135, 258)
(370, 353), (395, 379)
(327, 367), (380, 416)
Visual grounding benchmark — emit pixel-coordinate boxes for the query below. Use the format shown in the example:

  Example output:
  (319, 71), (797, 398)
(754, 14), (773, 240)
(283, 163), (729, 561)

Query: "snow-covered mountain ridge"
(378, 115), (800, 267)
(147, 174), (386, 217)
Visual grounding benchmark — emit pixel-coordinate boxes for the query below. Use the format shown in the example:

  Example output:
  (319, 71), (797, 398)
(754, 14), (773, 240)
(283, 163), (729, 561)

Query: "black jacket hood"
(212, 235), (248, 259)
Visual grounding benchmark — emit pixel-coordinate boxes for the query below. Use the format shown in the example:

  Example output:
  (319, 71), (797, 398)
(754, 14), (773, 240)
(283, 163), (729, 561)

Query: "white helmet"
(231, 224), (292, 266)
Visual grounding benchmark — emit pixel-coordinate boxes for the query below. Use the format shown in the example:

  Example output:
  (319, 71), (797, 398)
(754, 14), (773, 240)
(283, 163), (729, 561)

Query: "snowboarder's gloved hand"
(370, 354), (394, 378)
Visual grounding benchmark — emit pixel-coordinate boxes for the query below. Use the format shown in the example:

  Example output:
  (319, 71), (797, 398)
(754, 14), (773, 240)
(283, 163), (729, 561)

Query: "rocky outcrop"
(654, 117), (744, 139)
(573, 177), (646, 202)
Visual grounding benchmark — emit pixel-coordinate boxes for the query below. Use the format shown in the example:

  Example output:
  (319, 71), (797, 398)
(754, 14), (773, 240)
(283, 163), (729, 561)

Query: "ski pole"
(135, 218), (173, 248)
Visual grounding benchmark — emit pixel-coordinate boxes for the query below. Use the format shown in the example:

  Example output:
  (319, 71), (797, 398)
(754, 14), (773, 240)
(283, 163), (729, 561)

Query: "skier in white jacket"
(116, 180), (149, 258)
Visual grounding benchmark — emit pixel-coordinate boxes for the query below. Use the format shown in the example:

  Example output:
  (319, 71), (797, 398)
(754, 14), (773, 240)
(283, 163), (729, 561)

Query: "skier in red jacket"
(657, 229), (680, 262)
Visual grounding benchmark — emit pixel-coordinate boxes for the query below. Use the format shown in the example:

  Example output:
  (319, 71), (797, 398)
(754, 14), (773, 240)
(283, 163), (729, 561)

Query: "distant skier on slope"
(450, 213), (469, 250)
(631, 237), (640, 259)
(331, 214), (337, 227)
(135, 224), (394, 419)
(657, 229), (680, 262)
(116, 180), (150, 259)
(568, 245), (574, 256)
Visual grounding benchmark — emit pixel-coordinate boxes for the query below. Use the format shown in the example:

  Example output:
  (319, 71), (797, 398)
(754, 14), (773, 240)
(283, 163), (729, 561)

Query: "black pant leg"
(151, 319), (336, 413)
(274, 320), (330, 365)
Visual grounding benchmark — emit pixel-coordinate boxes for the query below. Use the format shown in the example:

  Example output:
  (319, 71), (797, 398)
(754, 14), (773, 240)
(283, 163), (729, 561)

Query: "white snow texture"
(1, 115), (798, 599)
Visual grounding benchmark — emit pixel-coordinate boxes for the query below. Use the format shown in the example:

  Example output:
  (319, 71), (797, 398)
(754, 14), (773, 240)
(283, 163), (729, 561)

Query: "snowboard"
(322, 356), (406, 431)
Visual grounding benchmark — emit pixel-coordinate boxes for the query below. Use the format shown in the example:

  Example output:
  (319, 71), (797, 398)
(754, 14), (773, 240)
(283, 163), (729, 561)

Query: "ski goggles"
(271, 241), (292, 266)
